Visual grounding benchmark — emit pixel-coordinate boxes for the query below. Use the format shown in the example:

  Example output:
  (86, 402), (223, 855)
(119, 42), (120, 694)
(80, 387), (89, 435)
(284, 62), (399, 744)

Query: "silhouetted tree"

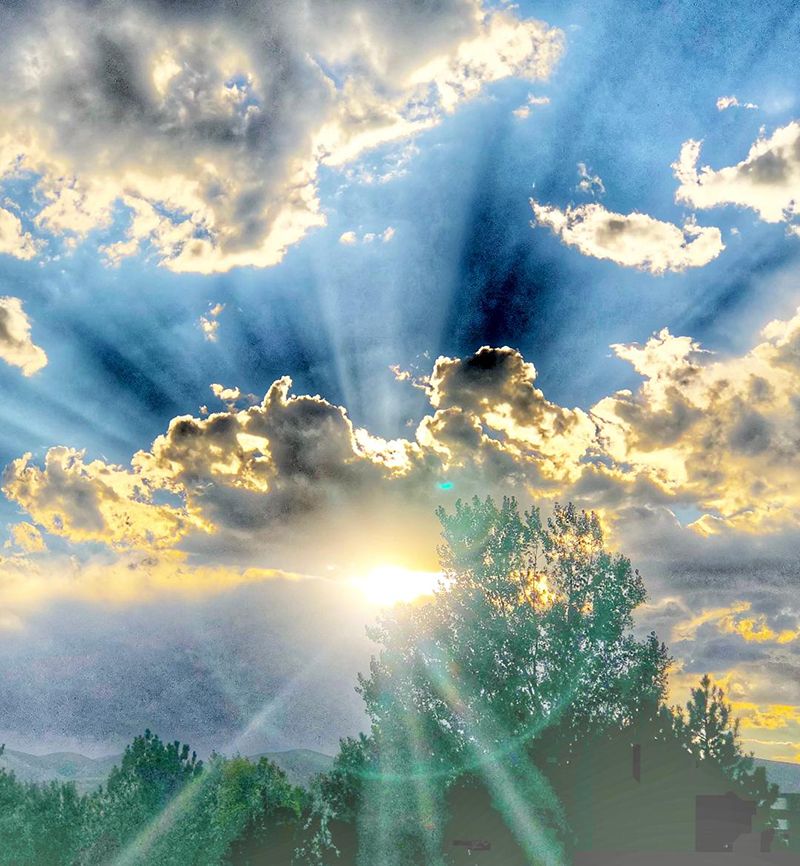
(674, 675), (778, 819)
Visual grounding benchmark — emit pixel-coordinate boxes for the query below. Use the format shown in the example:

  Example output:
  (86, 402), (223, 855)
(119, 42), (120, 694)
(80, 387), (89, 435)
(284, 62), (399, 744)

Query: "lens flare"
(354, 565), (442, 606)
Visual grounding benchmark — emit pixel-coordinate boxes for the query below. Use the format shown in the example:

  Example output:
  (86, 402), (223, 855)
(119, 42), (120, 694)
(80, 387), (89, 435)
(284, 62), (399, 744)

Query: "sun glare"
(355, 565), (443, 606)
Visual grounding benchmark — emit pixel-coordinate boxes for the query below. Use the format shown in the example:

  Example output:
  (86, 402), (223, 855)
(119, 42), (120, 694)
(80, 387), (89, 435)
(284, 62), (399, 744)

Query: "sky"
(1, 0), (800, 762)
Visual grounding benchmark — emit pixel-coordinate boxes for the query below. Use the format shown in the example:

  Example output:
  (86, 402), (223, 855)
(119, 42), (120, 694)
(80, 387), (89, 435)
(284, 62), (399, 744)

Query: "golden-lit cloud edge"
(0, 0), (563, 273)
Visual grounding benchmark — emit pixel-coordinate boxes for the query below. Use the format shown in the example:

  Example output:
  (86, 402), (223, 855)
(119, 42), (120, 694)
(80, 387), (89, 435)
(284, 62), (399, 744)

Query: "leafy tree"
(299, 735), (373, 866)
(222, 756), (303, 865)
(0, 744), (86, 866)
(360, 497), (668, 763)
(327, 497), (669, 865)
(79, 733), (303, 866)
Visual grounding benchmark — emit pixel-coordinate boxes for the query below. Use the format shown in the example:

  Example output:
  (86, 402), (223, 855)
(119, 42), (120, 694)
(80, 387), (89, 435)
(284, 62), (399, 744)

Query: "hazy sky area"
(1, 0), (800, 761)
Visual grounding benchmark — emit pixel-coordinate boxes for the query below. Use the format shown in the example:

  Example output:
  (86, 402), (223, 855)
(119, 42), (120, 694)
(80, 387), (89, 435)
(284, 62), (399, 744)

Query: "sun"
(354, 565), (443, 607)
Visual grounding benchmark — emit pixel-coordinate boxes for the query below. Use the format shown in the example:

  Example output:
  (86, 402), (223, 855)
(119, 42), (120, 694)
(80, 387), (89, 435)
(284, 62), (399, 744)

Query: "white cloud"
(674, 121), (800, 223)
(512, 93), (550, 119)
(0, 0), (563, 273)
(576, 162), (605, 196)
(531, 199), (724, 273)
(716, 95), (758, 111)
(0, 296), (48, 376)
(198, 302), (225, 342)
(0, 208), (38, 260)
(339, 226), (395, 245)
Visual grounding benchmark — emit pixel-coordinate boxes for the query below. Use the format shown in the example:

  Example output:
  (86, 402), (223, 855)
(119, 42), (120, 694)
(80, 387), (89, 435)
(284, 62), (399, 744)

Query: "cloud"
(422, 346), (595, 482)
(9, 308), (800, 566)
(209, 382), (243, 406)
(4, 325), (800, 753)
(1, 347), (600, 581)
(0, 208), (38, 260)
(592, 308), (800, 532)
(674, 121), (800, 223)
(530, 199), (724, 273)
(715, 95), (758, 112)
(198, 302), (224, 342)
(576, 162), (605, 196)
(2, 446), (209, 549)
(0, 296), (48, 376)
(0, 0), (563, 273)
(4, 522), (46, 554)
(671, 599), (798, 646)
(512, 93), (550, 119)
(338, 226), (395, 245)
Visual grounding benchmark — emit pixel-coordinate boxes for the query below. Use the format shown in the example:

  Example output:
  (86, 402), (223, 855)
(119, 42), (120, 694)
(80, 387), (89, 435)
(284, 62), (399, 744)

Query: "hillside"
(0, 749), (120, 794)
(0, 746), (334, 793)
(251, 749), (335, 786)
(755, 758), (800, 793)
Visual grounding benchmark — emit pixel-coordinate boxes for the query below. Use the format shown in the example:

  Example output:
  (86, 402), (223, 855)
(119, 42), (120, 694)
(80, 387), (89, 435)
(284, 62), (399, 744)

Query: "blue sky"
(1, 0), (800, 759)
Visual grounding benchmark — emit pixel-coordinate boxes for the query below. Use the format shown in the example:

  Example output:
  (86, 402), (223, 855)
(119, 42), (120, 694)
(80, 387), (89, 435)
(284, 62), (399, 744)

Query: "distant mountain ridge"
(0, 747), (334, 793)
(250, 749), (334, 786)
(0, 749), (119, 794)
(1, 748), (795, 795)
(754, 758), (800, 793)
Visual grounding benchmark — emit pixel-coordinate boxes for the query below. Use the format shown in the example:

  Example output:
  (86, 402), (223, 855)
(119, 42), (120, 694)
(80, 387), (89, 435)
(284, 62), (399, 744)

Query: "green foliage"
(674, 675), (778, 819)
(78, 729), (203, 862)
(0, 731), (303, 866)
(360, 497), (669, 764)
(79, 734), (302, 866)
(0, 752), (87, 866)
(311, 497), (670, 865)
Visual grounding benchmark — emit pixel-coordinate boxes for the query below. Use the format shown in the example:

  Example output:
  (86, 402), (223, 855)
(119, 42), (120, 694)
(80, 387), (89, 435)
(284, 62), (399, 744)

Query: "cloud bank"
(0, 0), (563, 273)
(4, 309), (800, 757)
(8, 307), (800, 564)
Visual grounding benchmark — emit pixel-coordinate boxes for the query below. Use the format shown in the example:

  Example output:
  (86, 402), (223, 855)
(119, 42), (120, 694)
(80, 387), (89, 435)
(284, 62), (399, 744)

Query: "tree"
(360, 497), (668, 761)
(223, 756), (303, 865)
(79, 729), (203, 863)
(0, 746), (86, 866)
(347, 497), (669, 864)
(80, 733), (303, 866)
(674, 675), (778, 818)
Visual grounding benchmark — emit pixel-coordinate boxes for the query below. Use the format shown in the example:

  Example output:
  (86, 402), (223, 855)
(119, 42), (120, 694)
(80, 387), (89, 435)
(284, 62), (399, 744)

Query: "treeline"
(0, 499), (783, 865)
(0, 733), (301, 865)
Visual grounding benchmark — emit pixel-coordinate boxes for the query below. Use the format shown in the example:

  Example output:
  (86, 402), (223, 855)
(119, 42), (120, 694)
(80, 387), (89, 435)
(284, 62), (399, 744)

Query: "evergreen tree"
(674, 675), (778, 818)
(79, 730), (203, 863)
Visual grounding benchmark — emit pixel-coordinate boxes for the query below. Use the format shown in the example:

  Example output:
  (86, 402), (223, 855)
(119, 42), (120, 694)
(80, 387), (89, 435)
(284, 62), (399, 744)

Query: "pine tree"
(674, 675), (778, 814)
